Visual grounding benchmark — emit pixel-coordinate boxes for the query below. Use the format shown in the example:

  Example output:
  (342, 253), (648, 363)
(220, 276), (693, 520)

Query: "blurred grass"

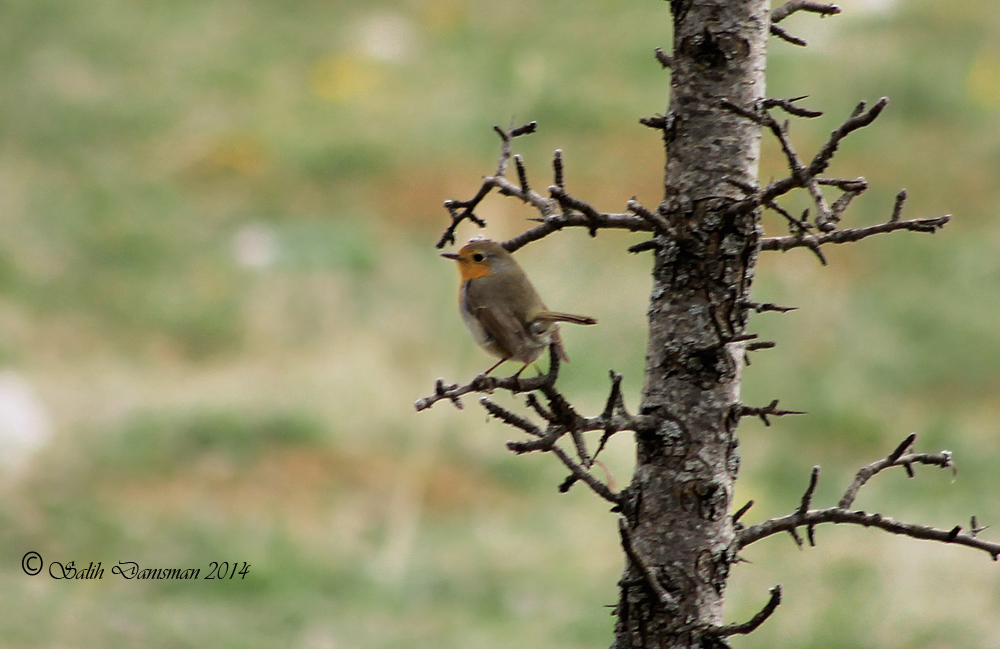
(0, 0), (998, 647)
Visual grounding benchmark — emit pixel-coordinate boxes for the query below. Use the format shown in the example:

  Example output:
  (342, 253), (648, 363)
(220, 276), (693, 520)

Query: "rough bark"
(613, 1), (768, 647)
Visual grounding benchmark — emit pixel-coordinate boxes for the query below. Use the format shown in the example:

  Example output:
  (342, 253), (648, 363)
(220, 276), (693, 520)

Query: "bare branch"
(513, 154), (530, 196)
(551, 445), (620, 503)
(809, 98), (889, 180)
(601, 371), (626, 420)
(414, 344), (562, 411)
(741, 300), (798, 314)
(525, 392), (555, 422)
(627, 239), (661, 254)
(738, 437), (1000, 560)
(733, 499), (755, 523)
(796, 466), (821, 546)
(501, 210), (653, 253)
(593, 371), (642, 459)
(487, 174), (553, 215)
(764, 200), (811, 235)
(739, 508), (1000, 561)
(713, 585), (782, 637)
(818, 176), (867, 192)
(762, 96), (823, 118)
(725, 176), (759, 196)
(419, 342), (634, 504)
(508, 121), (538, 139)
(653, 47), (672, 69)
(569, 427), (593, 467)
(723, 98), (891, 233)
(627, 198), (672, 234)
(640, 115), (669, 130)
(480, 397), (543, 438)
(507, 435), (619, 503)
(970, 516), (989, 537)
(505, 425), (564, 453)
(828, 182), (865, 223)
(839, 434), (955, 509)
(552, 148), (565, 190)
(738, 399), (806, 426)
(550, 185), (603, 236)
(435, 121), (539, 248)
(720, 99), (834, 230)
(761, 214), (951, 255)
(769, 23), (807, 46)
(772, 0), (842, 23)
(890, 189), (907, 223)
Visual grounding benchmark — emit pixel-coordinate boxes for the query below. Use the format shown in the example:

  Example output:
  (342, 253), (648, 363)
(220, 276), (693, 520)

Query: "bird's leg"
(510, 362), (532, 379)
(482, 358), (508, 376)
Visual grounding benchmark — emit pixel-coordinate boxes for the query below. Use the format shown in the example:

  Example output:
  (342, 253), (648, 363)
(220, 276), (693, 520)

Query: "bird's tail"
(536, 311), (597, 326)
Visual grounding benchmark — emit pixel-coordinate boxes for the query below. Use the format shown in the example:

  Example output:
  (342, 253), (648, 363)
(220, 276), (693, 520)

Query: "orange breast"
(457, 259), (491, 282)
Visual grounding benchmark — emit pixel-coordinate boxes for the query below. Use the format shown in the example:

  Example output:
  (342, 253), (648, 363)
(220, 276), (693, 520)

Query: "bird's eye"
(472, 253), (484, 262)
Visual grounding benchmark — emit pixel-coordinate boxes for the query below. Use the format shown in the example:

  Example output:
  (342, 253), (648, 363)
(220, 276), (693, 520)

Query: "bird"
(442, 238), (596, 377)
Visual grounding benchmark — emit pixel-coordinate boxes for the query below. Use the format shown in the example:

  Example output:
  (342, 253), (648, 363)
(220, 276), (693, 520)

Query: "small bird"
(442, 238), (596, 377)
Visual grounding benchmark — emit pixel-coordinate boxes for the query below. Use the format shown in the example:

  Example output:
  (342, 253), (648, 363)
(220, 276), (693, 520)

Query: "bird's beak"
(440, 252), (460, 260)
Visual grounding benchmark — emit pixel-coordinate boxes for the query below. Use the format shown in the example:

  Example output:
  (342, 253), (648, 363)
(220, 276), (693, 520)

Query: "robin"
(442, 238), (597, 377)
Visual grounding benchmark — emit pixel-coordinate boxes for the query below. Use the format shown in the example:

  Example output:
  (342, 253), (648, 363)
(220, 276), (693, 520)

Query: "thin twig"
(796, 466), (821, 546)
(550, 185), (603, 236)
(548, 445), (619, 503)
(762, 96), (823, 118)
(513, 154), (530, 195)
(769, 23), (807, 46)
(720, 99), (834, 230)
(772, 0), (842, 23)
(654, 47), (673, 69)
(809, 99), (889, 179)
(890, 189), (907, 223)
(839, 434), (954, 509)
(738, 400), (806, 426)
(741, 300), (798, 314)
(627, 239), (661, 254)
(627, 198), (672, 234)
(712, 586), (782, 637)
(435, 122), (539, 248)
(733, 500), (755, 523)
(480, 398), (543, 438)
(723, 98), (890, 234)
(552, 149), (565, 189)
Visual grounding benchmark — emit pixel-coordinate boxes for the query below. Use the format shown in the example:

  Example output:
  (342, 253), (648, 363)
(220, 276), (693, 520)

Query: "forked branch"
(417, 345), (650, 505)
(434, 122), (652, 253)
(770, 1), (842, 46)
(738, 435), (1000, 560)
(720, 99), (950, 261)
(435, 121), (548, 249)
(772, 0), (841, 24)
(761, 213), (951, 258)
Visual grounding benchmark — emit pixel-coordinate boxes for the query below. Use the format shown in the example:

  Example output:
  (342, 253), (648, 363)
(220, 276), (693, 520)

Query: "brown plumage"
(442, 239), (596, 376)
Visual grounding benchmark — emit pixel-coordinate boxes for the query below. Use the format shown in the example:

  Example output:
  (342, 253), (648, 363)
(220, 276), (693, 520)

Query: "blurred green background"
(0, 0), (998, 647)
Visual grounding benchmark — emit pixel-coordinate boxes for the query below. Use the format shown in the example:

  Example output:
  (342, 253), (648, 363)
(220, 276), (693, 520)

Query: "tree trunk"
(614, 1), (767, 647)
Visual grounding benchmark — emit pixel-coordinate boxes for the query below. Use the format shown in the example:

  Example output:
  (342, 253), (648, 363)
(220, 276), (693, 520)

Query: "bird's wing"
(464, 278), (537, 363)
